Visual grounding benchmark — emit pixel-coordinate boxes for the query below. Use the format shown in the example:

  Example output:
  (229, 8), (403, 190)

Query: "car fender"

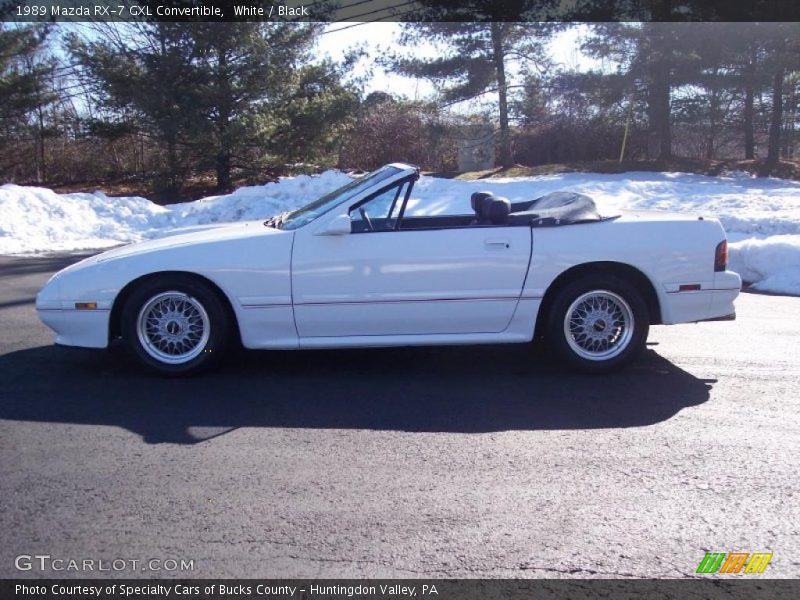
(50, 225), (296, 348)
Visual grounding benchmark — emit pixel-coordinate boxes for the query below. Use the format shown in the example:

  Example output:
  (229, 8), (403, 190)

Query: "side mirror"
(317, 213), (351, 236)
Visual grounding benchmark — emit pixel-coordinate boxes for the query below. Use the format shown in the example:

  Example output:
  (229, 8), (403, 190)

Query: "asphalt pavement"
(1, 253), (798, 578)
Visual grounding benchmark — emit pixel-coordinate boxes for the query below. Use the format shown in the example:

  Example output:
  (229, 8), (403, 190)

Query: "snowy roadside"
(1, 170), (799, 295)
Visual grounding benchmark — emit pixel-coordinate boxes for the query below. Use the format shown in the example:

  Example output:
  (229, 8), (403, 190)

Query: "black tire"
(121, 275), (232, 376)
(546, 274), (649, 373)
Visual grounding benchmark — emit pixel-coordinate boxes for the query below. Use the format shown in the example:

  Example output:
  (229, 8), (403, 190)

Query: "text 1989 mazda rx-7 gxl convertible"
(37, 163), (741, 375)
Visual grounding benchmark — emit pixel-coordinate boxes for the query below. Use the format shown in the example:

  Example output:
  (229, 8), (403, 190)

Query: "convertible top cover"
(508, 191), (618, 227)
(470, 189), (618, 227)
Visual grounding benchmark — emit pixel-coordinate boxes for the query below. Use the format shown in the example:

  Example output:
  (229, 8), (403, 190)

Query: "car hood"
(94, 220), (284, 263)
(48, 220), (287, 281)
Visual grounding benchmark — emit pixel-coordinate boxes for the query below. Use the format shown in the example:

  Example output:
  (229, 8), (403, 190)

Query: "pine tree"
(0, 24), (56, 181)
(70, 23), (357, 193)
(387, 21), (555, 169)
(583, 23), (713, 161)
(189, 23), (321, 190)
(69, 23), (206, 196)
(762, 24), (800, 169)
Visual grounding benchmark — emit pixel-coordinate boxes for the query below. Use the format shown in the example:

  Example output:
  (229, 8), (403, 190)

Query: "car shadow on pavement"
(0, 344), (715, 444)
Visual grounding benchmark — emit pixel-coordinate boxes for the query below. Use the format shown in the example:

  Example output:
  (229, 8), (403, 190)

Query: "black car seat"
(484, 196), (510, 225)
(471, 191), (494, 220)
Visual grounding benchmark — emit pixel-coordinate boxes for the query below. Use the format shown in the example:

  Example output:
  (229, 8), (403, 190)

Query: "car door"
(291, 180), (532, 338)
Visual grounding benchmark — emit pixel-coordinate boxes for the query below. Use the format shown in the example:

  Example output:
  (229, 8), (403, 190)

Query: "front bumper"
(36, 308), (110, 349)
(37, 271), (111, 349)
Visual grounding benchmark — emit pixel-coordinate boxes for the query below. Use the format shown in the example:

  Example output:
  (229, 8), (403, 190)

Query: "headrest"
(486, 197), (510, 225)
(471, 191), (494, 216)
(481, 195), (495, 218)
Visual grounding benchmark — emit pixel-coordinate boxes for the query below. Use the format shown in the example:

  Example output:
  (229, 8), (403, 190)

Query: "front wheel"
(121, 275), (231, 376)
(546, 275), (649, 373)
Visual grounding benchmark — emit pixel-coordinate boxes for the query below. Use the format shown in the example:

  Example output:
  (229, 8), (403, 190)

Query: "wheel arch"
(534, 261), (662, 339)
(109, 271), (241, 346)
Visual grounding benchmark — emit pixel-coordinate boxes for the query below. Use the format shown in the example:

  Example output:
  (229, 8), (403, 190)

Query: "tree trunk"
(744, 85), (755, 159)
(214, 43), (234, 190)
(216, 153), (232, 191)
(744, 49), (756, 159)
(652, 63), (672, 160)
(645, 23), (672, 161)
(766, 64), (785, 167)
(166, 138), (181, 196)
(491, 22), (513, 169)
(781, 82), (794, 159)
(707, 85), (718, 160)
(36, 106), (46, 183)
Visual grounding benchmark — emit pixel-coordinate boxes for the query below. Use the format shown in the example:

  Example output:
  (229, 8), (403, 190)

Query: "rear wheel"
(546, 274), (649, 373)
(121, 275), (231, 376)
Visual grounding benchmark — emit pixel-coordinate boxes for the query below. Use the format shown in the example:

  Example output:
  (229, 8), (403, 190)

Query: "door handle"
(485, 239), (510, 249)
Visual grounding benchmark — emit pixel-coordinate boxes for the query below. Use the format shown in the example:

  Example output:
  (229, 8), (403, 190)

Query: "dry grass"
(428, 158), (800, 181)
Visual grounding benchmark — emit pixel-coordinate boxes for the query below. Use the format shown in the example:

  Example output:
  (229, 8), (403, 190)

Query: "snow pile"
(726, 235), (800, 296)
(0, 185), (171, 254)
(1, 170), (799, 294)
(169, 170), (352, 226)
(0, 171), (351, 255)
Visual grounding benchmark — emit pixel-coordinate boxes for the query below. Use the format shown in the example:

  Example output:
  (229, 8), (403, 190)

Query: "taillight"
(714, 240), (728, 272)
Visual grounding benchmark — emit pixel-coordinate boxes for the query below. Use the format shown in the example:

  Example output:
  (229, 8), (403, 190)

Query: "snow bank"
(0, 185), (171, 254)
(0, 171), (351, 255)
(168, 170), (352, 226)
(728, 235), (800, 296)
(2, 170), (799, 294)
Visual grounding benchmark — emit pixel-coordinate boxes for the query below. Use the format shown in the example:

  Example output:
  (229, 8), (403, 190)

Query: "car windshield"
(277, 166), (403, 230)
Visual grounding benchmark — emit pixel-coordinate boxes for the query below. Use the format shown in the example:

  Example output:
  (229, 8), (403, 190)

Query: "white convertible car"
(37, 163), (741, 375)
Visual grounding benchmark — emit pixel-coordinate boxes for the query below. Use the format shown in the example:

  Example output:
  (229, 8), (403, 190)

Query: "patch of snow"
(728, 235), (800, 295)
(0, 184), (171, 254)
(0, 171), (351, 255)
(2, 170), (799, 294)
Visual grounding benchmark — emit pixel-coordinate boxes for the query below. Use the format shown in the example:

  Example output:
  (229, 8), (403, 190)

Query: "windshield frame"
(279, 165), (407, 231)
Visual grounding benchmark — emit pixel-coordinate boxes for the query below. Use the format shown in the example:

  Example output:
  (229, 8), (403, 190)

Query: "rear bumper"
(660, 271), (741, 325)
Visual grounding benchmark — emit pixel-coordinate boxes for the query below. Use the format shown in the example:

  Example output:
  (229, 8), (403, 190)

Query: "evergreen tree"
(189, 23), (319, 190)
(0, 24), (57, 181)
(69, 23), (206, 195)
(724, 24), (772, 160)
(70, 23), (358, 193)
(762, 23), (800, 169)
(583, 23), (714, 160)
(264, 60), (360, 167)
(387, 21), (555, 169)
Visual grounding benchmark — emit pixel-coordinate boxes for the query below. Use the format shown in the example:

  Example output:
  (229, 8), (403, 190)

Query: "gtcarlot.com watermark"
(15, 554), (194, 572)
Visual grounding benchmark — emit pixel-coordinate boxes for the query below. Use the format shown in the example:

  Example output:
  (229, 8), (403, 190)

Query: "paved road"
(1, 254), (798, 579)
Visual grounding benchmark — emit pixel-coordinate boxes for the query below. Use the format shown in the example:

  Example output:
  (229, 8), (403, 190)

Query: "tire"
(121, 275), (232, 376)
(546, 274), (649, 373)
